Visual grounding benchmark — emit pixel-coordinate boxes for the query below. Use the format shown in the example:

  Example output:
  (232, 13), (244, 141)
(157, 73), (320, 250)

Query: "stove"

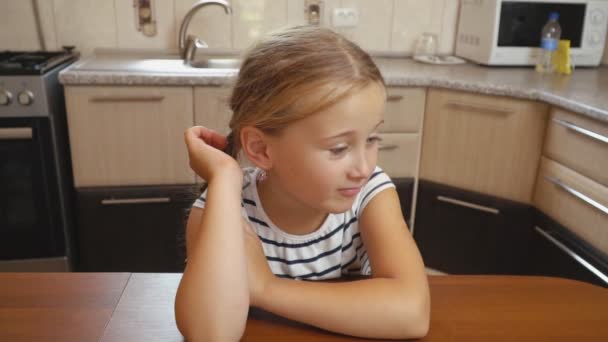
(0, 49), (77, 75)
(0, 49), (78, 117)
(0, 49), (79, 272)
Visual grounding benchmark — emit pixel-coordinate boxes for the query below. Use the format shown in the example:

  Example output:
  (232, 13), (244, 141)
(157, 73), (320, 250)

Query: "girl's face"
(266, 81), (386, 214)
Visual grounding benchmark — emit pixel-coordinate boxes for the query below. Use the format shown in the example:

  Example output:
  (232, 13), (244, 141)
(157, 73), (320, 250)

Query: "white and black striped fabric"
(192, 166), (394, 280)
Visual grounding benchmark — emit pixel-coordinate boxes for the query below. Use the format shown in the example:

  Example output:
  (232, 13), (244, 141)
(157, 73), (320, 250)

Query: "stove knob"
(18, 90), (34, 106)
(0, 90), (13, 106)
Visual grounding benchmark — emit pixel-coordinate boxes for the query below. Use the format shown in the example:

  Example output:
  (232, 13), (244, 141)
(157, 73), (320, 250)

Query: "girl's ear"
(240, 127), (273, 170)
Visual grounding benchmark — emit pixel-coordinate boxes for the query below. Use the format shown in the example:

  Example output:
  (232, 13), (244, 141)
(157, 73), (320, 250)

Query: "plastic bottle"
(535, 12), (561, 73)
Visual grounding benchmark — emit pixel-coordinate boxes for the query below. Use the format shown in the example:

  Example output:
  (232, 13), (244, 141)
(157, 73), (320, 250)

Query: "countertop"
(2, 272), (607, 341)
(59, 54), (608, 123)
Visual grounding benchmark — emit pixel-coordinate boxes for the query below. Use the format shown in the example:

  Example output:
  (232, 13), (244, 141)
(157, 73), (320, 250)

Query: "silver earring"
(257, 169), (267, 182)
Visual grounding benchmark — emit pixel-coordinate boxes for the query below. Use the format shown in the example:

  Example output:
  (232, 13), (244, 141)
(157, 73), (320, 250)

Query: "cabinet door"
(394, 178), (414, 227)
(65, 86), (194, 187)
(420, 89), (548, 204)
(76, 185), (197, 272)
(529, 211), (608, 287)
(413, 180), (533, 274)
(194, 86), (232, 135)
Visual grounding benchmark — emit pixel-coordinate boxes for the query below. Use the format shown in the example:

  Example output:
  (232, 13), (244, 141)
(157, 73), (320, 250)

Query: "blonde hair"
(224, 25), (385, 158)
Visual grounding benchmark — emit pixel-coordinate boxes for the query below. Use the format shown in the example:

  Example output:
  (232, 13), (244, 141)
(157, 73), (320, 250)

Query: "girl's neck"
(257, 174), (327, 236)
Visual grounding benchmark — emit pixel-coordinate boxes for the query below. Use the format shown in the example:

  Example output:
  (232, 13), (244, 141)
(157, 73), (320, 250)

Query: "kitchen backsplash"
(2, 0), (608, 64)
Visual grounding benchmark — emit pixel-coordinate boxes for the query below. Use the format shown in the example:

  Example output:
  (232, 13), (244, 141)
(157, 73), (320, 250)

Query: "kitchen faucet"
(178, 0), (232, 66)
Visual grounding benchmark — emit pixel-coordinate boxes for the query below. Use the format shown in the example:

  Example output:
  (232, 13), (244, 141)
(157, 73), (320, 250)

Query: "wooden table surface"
(1, 273), (607, 341)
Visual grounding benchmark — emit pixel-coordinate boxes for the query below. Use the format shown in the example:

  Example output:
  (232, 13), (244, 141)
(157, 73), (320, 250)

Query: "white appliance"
(455, 0), (608, 66)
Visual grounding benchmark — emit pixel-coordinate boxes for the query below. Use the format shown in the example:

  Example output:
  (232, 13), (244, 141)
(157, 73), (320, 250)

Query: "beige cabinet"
(534, 157), (608, 255)
(377, 87), (426, 178)
(534, 107), (608, 255)
(544, 108), (608, 186)
(65, 86), (195, 187)
(194, 86), (233, 135)
(420, 89), (549, 204)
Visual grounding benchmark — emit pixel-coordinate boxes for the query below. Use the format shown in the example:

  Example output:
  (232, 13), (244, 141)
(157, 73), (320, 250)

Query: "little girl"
(175, 25), (430, 341)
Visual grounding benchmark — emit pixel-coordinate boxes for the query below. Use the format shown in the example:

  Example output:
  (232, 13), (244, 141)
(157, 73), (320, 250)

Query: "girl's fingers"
(185, 126), (228, 150)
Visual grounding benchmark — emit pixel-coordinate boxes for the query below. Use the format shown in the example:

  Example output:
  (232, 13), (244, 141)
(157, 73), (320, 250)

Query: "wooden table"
(1, 273), (607, 341)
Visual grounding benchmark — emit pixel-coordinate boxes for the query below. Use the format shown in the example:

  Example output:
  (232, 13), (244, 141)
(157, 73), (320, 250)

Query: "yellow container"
(553, 40), (572, 75)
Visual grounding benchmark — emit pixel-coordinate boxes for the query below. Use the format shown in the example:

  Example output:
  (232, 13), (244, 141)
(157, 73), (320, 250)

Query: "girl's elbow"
(396, 290), (431, 339)
(407, 309), (430, 339)
(175, 312), (246, 342)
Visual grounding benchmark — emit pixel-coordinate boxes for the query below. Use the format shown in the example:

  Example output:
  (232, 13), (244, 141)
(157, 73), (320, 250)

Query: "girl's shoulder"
(353, 166), (395, 215)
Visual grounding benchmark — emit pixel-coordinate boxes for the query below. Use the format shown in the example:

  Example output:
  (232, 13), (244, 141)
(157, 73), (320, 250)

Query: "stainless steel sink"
(71, 55), (240, 73)
(190, 58), (241, 69)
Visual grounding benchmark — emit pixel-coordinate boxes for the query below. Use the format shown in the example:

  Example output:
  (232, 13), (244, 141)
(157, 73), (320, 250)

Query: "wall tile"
(287, 0), (307, 26)
(232, 0), (288, 49)
(0, 1), (41, 50)
(603, 34), (608, 65)
(340, 0), (392, 52)
(174, 0), (233, 49)
(390, 0), (445, 54)
(115, 0), (176, 50)
(37, 0), (59, 50)
(53, 0), (117, 56)
(439, 0), (459, 54)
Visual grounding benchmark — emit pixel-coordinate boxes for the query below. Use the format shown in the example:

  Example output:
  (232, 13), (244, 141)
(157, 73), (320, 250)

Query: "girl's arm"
(174, 127), (249, 341)
(253, 188), (430, 339)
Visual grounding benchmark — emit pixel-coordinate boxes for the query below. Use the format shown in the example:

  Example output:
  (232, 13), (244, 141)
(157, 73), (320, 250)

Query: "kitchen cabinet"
(533, 107), (607, 263)
(528, 211), (608, 287)
(75, 185), (197, 272)
(543, 107), (608, 186)
(413, 180), (534, 274)
(420, 89), (548, 204)
(65, 86), (195, 187)
(534, 157), (608, 256)
(194, 86), (233, 136)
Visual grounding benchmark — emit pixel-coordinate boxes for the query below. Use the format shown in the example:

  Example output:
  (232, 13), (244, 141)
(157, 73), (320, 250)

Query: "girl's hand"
(184, 126), (241, 182)
(242, 220), (275, 307)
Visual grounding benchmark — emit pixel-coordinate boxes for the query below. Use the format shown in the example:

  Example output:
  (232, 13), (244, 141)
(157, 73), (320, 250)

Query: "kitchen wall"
(1, 0), (608, 65)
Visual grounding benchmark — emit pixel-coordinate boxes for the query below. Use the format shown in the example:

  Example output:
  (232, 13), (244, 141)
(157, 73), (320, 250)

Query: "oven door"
(0, 117), (66, 262)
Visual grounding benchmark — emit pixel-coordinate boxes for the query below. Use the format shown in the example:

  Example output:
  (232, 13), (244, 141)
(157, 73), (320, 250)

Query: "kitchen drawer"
(534, 157), (608, 255)
(381, 88), (425, 133)
(544, 108), (608, 186)
(377, 133), (420, 178)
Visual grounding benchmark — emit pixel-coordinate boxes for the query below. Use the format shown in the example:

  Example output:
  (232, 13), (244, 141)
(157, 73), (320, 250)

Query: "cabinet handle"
(534, 226), (608, 285)
(387, 95), (403, 102)
(552, 118), (608, 145)
(445, 101), (513, 116)
(101, 197), (171, 205)
(89, 95), (165, 103)
(436, 195), (500, 215)
(0, 127), (32, 140)
(544, 176), (608, 215)
(378, 144), (398, 151)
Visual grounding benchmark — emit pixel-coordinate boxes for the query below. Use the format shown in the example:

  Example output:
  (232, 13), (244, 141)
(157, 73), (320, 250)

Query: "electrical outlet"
(332, 8), (359, 28)
(305, 0), (323, 25)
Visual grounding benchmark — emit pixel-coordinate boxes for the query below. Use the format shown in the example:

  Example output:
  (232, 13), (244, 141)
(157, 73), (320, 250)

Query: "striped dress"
(192, 166), (394, 280)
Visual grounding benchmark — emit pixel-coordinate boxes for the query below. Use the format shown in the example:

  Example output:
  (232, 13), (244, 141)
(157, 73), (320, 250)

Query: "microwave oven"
(455, 0), (608, 66)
